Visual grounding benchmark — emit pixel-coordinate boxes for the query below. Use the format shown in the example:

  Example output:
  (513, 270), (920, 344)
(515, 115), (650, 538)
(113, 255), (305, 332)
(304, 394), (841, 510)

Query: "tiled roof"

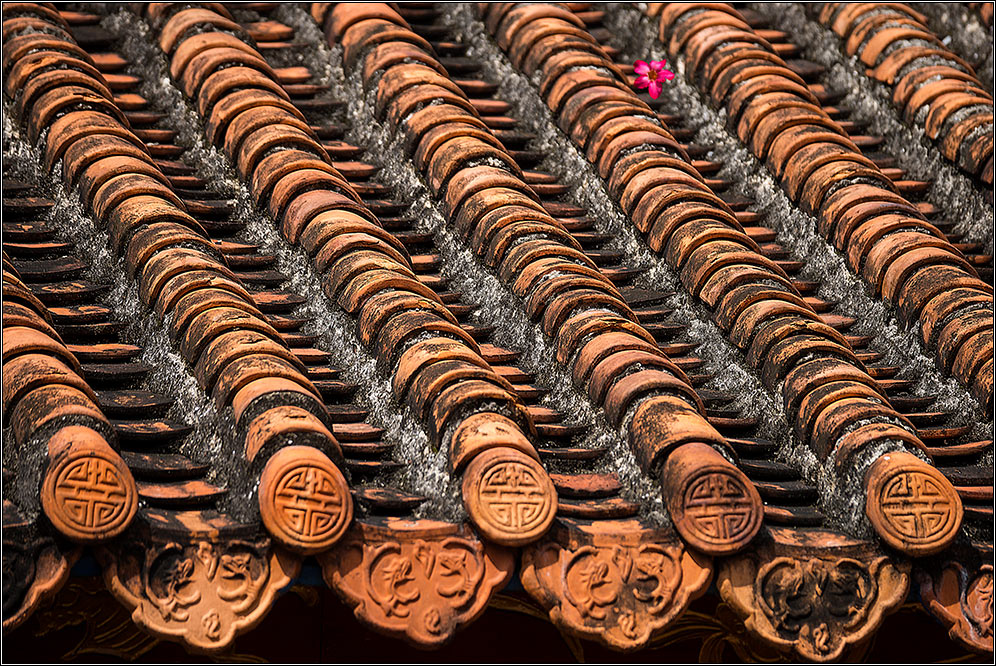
(2, 2), (992, 661)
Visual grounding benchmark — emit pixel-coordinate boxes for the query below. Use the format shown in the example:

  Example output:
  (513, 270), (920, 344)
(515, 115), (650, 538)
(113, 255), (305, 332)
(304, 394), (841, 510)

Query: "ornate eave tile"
(3, 526), (79, 632)
(917, 544), (994, 654)
(319, 516), (514, 647)
(521, 517), (713, 651)
(719, 526), (910, 661)
(98, 513), (300, 653)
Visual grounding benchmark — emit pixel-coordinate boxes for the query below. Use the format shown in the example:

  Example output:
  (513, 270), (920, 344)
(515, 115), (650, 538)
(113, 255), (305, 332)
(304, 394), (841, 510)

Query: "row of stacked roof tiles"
(816, 3), (993, 186)
(476, 1), (992, 656)
(4, 0), (365, 562)
(314, 1), (772, 558)
(447, 0), (993, 524)
(481, 0), (967, 554)
(3, 1), (363, 649)
(1, 0), (561, 651)
(735, 3), (992, 278)
(151, 0), (766, 648)
(3, 260), (138, 544)
(391, 0), (996, 655)
(646, 3), (995, 412)
(1, 1), (992, 661)
(143, 0), (777, 648)
(152, 1), (564, 553)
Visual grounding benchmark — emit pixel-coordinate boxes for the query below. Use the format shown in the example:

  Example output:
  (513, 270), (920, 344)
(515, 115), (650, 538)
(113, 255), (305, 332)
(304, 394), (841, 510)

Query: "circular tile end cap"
(258, 446), (353, 555)
(864, 451), (962, 557)
(41, 426), (138, 543)
(663, 442), (763, 556)
(461, 447), (557, 547)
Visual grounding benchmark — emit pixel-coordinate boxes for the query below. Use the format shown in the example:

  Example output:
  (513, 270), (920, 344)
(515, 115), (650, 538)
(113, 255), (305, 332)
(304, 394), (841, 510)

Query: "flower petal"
(633, 60), (650, 75)
(661, 69), (675, 81)
(649, 60), (664, 72)
(648, 81), (662, 99)
(634, 74), (650, 88)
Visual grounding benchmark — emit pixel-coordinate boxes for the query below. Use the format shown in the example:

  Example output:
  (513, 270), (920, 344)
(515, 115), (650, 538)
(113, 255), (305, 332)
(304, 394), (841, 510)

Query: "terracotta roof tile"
(2, 1), (991, 659)
(153, 4), (558, 563)
(654, 3), (993, 410)
(2, 4), (355, 567)
(2, 269), (138, 549)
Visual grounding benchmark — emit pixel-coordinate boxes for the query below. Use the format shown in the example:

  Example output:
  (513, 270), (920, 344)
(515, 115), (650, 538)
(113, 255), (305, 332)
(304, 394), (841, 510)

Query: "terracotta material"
(3, 261), (138, 545)
(8, 384), (109, 445)
(1, 529), (79, 632)
(522, 518), (713, 650)
(324, 2), (755, 562)
(480, 0), (982, 562)
(660, 442), (763, 555)
(864, 451), (963, 556)
(257, 445), (353, 554)
(151, 0), (561, 555)
(650, 3), (993, 405)
(40, 425), (138, 543)
(5, 2), (989, 657)
(1, 0), (363, 565)
(719, 527), (910, 661)
(918, 560), (994, 653)
(461, 447), (557, 546)
(100, 527), (299, 653)
(820, 1), (994, 182)
(319, 518), (514, 647)
(449, 411), (538, 472)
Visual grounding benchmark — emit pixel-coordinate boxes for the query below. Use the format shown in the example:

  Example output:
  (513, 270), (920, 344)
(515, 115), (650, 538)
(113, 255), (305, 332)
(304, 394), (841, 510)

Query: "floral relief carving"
(100, 533), (298, 653)
(320, 519), (513, 647)
(521, 520), (712, 650)
(720, 529), (909, 662)
(918, 560), (994, 653)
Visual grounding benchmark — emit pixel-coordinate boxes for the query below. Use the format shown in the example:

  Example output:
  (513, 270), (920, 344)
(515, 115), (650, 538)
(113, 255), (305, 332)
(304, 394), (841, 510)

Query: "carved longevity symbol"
(879, 471), (955, 539)
(683, 473), (755, 542)
(757, 558), (876, 656)
(54, 457), (131, 529)
(273, 463), (347, 541)
(478, 461), (550, 531)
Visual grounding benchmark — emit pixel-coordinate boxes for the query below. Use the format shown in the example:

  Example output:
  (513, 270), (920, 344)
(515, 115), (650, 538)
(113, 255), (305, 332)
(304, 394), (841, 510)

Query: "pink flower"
(633, 59), (674, 99)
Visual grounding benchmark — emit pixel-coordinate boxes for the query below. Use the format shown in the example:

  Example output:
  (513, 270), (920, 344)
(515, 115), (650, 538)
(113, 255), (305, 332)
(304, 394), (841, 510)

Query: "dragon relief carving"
(521, 522), (712, 650)
(756, 558), (877, 656)
(99, 534), (298, 652)
(719, 533), (909, 662)
(918, 561), (994, 653)
(320, 521), (513, 647)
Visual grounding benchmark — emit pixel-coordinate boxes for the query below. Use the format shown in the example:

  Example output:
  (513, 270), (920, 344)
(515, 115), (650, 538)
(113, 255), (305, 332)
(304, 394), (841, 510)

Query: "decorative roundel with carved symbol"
(865, 454), (962, 556)
(673, 468), (762, 553)
(41, 443), (138, 542)
(258, 445), (353, 554)
(462, 447), (556, 546)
